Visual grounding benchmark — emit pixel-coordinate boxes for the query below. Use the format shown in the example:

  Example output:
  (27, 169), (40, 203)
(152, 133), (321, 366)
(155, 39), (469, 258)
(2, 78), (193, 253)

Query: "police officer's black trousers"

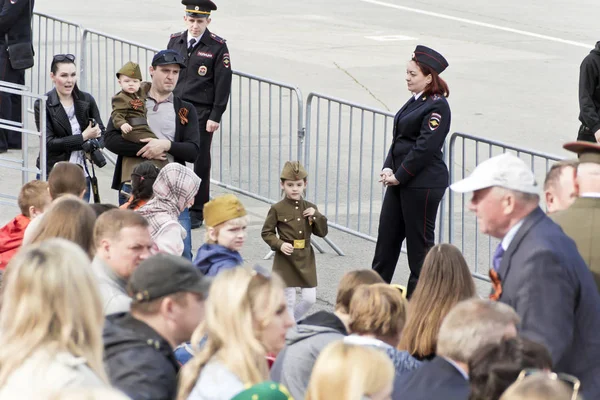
(372, 185), (446, 297)
(191, 107), (213, 218)
(0, 46), (24, 151)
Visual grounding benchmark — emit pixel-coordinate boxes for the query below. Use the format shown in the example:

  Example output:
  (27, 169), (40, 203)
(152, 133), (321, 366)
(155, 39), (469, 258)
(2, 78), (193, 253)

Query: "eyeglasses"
(50, 54), (76, 71)
(52, 53), (76, 63)
(517, 368), (580, 400)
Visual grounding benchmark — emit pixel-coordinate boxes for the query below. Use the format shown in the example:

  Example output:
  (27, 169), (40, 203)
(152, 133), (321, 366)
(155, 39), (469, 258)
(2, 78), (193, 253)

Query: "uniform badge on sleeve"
(428, 113), (442, 130)
(198, 65), (208, 76)
(223, 53), (230, 68)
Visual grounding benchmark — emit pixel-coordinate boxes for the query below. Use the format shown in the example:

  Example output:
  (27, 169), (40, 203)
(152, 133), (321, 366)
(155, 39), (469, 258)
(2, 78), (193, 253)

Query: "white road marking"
(360, 0), (592, 49)
(365, 34), (418, 41)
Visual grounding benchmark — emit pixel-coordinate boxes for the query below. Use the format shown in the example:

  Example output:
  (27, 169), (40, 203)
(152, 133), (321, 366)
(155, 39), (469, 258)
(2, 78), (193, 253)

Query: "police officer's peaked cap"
(183, 0), (217, 17)
(564, 141), (600, 164)
(281, 161), (308, 181)
(116, 61), (142, 80)
(412, 45), (449, 74)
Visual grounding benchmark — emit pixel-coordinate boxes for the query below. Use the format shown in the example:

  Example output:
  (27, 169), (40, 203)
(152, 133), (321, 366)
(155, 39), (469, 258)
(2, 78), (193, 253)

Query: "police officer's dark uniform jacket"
(578, 41), (600, 142)
(168, 29), (232, 123)
(372, 45), (451, 297)
(384, 93), (451, 188)
(0, 0), (35, 151)
(167, 0), (233, 225)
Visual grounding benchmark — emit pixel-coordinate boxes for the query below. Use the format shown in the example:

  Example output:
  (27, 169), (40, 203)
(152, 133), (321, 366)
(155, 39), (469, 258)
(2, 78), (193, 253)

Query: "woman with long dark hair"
(372, 45), (451, 297)
(34, 54), (105, 201)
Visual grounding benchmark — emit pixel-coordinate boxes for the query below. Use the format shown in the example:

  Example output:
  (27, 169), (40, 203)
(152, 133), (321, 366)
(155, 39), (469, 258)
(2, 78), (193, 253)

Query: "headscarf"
(137, 163), (201, 236)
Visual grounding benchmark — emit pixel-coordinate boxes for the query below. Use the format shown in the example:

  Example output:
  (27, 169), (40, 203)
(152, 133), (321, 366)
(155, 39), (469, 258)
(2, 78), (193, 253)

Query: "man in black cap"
(0, 0), (35, 153)
(167, 0), (233, 228)
(577, 42), (600, 143)
(103, 253), (211, 400)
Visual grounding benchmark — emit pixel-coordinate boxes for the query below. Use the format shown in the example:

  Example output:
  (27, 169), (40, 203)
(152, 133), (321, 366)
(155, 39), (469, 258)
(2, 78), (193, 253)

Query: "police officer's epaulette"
(432, 94), (443, 101)
(170, 31), (184, 39)
(210, 33), (226, 44)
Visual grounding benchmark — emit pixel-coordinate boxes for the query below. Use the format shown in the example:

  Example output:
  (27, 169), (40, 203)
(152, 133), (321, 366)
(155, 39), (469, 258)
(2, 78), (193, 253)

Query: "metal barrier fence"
(27, 13), (83, 112)
(447, 132), (563, 281)
(305, 93), (393, 242)
(21, 12), (566, 265)
(304, 93), (447, 246)
(79, 29), (159, 119)
(0, 81), (48, 206)
(213, 72), (304, 204)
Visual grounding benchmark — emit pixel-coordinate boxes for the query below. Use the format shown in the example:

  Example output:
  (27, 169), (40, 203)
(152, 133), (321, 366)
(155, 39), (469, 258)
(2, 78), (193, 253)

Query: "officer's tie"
(188, 38), (196, 55)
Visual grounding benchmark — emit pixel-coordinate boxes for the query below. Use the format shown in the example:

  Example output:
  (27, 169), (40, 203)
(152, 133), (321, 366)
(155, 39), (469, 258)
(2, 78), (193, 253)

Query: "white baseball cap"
(450, 152), (539, 194)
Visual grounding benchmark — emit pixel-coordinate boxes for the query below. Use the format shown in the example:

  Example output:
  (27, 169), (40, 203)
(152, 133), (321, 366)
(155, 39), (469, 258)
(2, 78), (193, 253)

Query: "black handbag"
(6, 40), (35, 70)
(4, 0), (34, 70)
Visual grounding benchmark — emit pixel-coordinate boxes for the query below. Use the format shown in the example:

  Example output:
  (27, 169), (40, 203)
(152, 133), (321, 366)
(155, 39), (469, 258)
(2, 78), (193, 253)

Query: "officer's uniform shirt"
(167, 28), (232, 123)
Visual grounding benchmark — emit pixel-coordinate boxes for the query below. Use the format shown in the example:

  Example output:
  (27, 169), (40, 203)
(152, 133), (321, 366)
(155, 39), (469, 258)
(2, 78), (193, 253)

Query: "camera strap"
(82, 155), (101, 204)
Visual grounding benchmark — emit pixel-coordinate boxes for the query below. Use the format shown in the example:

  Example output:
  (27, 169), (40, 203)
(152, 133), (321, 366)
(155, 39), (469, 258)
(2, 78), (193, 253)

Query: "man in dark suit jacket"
(451, 152), (600, 400)
(397, 299), (519, 400)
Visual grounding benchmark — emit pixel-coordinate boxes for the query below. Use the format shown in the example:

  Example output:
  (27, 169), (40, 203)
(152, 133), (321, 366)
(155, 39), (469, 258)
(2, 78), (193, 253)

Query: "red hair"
(415, 61), (450, 98)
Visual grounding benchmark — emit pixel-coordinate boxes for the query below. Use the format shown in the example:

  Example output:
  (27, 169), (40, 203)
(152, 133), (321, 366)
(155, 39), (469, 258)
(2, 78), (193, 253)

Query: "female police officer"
(372, 45), (450, 298)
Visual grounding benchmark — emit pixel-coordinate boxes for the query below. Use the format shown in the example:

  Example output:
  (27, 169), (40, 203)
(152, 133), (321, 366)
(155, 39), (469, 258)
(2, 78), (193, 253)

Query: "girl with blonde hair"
(306, 341), (395, 400)
(398, 243), (476, 360)
(27, 194), (97, 258)
(0, 239), (108, 398)
(178, 267), (294, 400)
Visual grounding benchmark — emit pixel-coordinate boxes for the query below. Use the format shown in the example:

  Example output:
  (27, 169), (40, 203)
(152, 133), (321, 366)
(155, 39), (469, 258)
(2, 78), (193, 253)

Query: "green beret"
(231, 382), (293, 400)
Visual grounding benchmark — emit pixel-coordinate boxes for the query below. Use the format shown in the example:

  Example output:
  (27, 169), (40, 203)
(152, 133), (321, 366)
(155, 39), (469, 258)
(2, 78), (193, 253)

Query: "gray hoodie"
(270, 311), (347, 400)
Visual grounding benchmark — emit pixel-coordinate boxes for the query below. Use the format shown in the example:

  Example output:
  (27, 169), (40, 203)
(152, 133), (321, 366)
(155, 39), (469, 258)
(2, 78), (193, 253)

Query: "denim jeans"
(119, 182), (132, 206)
(179, 208), (193, 260)
(121, 182), (193, 260)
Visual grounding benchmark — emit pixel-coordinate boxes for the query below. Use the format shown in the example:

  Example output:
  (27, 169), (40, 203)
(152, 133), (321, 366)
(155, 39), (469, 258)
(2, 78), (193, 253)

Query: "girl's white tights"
(284, 287), (316, 321)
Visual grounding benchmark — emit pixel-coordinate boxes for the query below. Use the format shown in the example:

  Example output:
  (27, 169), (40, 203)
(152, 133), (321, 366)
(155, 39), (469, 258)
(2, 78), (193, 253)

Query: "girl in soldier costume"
(262, 161), (328, 321)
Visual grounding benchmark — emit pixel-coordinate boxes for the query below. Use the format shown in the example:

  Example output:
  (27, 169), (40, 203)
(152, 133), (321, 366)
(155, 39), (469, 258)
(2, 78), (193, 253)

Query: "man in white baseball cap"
(450, 152), (600, 400)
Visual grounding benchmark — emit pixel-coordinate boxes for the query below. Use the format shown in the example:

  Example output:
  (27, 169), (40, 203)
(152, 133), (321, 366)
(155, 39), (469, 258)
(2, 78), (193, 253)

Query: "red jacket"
(0, 214), (30, 269)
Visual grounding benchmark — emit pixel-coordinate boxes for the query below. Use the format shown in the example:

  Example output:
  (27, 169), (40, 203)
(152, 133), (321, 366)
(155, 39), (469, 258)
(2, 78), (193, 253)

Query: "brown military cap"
(280, 161), (307, 181)
(116, 61), (143, 80)
(563, 141), (600, 164)
(204, 194), (247, 228)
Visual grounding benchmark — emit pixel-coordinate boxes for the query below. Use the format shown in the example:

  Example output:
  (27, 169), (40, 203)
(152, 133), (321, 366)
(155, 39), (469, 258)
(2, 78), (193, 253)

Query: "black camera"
(82, 118), (106, 168)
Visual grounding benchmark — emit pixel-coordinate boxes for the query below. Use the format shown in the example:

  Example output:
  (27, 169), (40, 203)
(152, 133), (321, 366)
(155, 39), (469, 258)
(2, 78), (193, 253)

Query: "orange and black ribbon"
(489, 269), (502, 301)
(130, 98), (144, 110)
(178, 108), (189, 125)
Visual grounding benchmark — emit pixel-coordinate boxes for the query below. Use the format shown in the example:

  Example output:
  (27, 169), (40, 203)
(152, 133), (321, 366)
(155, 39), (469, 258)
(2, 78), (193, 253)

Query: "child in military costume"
(261, 161), (328, 321)
(193, 193), (248, 277)
(111, 61), (167, 180)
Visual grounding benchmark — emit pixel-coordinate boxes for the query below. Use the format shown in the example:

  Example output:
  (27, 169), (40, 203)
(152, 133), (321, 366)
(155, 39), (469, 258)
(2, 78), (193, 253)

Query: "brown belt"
(128, 117), (148, 126)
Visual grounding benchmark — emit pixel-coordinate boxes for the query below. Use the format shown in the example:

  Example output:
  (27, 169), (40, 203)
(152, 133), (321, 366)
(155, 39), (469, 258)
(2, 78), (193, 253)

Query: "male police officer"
(0, 0), (35, 152)
(167, 0), (232, 228)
